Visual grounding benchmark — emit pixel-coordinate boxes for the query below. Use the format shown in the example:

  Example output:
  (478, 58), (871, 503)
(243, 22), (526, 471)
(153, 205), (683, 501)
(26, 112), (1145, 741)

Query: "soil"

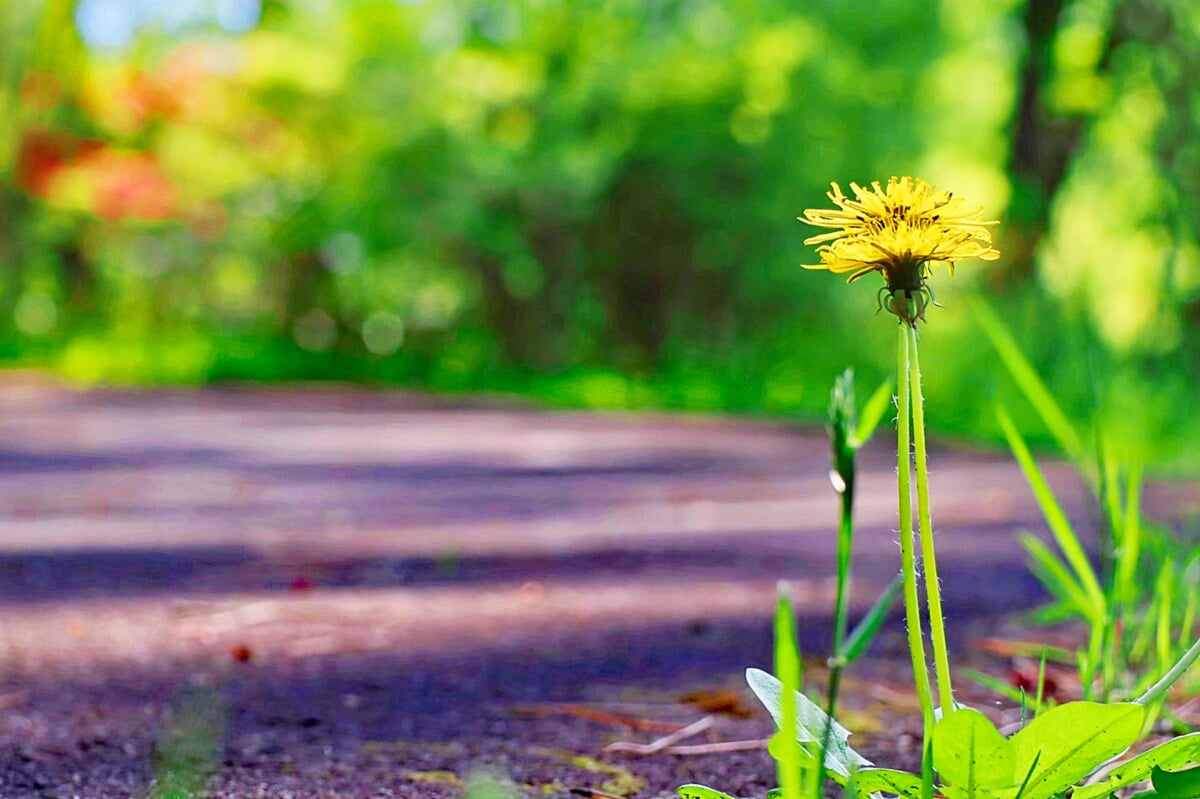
(0, 377), (1194, 798)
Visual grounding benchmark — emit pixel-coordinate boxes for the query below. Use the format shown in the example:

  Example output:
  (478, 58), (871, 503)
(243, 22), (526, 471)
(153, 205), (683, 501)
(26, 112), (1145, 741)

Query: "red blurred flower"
(85, 149), (178, 222)
(15, 130), (93, 196)
(16, 130), (178, 222)
(1008, 667), (1058, 700)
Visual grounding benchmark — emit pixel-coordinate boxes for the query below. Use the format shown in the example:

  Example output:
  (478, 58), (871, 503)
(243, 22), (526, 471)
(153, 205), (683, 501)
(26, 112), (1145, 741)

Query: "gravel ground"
(0, 379), (1193, 798)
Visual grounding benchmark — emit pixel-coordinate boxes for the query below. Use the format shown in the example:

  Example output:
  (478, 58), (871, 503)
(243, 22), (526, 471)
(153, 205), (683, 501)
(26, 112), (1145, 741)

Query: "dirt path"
(0, 378), (1189, 798)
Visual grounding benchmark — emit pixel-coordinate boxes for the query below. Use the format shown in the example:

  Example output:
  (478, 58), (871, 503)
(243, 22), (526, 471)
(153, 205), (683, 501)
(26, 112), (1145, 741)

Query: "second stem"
(907, 324), (955, 712)
(897, 325), (935, 746)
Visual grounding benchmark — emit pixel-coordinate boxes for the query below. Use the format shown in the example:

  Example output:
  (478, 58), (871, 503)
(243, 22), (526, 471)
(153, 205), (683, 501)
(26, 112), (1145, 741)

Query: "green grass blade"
(774, 590), (804, 799)
(996, 404), (1105, 620)
(1115, 465), (1143, 606)
(1180, 575), (1197, 653)
(970, 296), (1084, 461)
(1013, 752), (1042, 799)
(1034, 651), (1048, 717)
(838, 573), (902, 664)
(961, 669), (1027, 706)
(851, 378), (893, 449)
(1100, 442), (1123, 543)
(1156, 562), (1176, 683)
(1019, 532), (1092, 620)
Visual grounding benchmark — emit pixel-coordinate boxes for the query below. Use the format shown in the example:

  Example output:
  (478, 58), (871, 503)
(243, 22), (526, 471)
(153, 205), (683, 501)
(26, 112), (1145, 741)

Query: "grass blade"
(1034, 651), (1048, 717)
(971, 296), (1084, 460)
(851, 378), (893, 449)
(1114, 465), (1143, 606)
(774, 589), (804, 799)
(962, 668), (1027, 706)
(996, 404), (1105, 620)
(1019, 532), (1092, 620)
(838, 574), (902, 664)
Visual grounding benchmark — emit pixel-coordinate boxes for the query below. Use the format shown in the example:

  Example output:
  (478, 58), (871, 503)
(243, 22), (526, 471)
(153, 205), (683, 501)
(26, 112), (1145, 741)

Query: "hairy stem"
(907, 324), (954, 712)
(898, 323), (935, 797)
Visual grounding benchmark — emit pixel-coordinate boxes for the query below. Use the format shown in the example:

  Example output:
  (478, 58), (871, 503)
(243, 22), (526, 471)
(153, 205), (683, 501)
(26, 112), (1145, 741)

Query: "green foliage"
(932, 708), (1016, 795)
(977, 299), (1199, 711)
(149, 687), (225, 799)
(747, 668), (871, 782)
(685, 317), (1198, 799)
(850, 768), (923, 799)
(746, 674), (1188, 799)
(773, 593), (806, 799)
(1152, 763), (1200, 799)
(1008, 702), (1144, 799)
(463, 771), (520, 799)
(852, 378), (895, 451)
(995, 405), (1105, 622)
(837, 574), (902, 666)
(2, 2), (1200, 463)
(677, 785), (739, 799)
(1072, 734), (1200, 799)
(969, 297), (1083, 461)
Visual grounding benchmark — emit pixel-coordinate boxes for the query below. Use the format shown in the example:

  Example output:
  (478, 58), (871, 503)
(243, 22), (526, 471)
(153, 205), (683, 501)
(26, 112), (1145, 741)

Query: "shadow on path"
(0, 522), (1043, 609)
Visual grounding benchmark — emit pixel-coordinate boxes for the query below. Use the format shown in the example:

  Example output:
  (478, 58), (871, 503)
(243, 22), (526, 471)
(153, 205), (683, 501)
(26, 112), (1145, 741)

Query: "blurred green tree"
(0, 0), (1197, 462)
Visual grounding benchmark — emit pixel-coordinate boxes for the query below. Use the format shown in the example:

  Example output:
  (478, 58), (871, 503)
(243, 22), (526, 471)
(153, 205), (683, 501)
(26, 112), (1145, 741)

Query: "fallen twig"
(602, 716), (716, 754)
(660, 739), (770, 755)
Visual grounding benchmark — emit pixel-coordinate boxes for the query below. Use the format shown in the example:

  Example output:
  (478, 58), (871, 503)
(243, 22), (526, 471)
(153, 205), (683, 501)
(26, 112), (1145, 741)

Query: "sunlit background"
(2, 0), (1199, 466)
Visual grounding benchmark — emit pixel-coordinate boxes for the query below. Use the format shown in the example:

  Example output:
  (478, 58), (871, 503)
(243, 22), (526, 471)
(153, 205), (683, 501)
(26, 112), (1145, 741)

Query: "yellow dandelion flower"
(800, 176), (1000, 323)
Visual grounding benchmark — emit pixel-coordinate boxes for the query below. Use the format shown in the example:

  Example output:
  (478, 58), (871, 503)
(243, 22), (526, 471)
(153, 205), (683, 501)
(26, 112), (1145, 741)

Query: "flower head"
(800, 177), (999, 323)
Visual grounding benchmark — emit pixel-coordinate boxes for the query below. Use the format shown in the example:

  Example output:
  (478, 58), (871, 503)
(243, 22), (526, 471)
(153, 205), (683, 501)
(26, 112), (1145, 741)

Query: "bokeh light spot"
(292, 309), (337, 352)
(361, 312), (405, 356)
(14, 293), (58, 336)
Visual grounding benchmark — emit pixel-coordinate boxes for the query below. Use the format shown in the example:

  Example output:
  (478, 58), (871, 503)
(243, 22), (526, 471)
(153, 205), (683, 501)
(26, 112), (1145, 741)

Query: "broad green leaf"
(996, 405), (1105, 620)
(1008, 701), (1145, 799)
(851, 378), (894, 448)
(933, 708), (1017, 793)
(839, 574), (902, 663)
(746, 668), (873, 779)
(1072, 734), (1200, 799)
(852, 768), (923, 799)
(1152, 763), (1200, 799)
(677, 785), (739, 799)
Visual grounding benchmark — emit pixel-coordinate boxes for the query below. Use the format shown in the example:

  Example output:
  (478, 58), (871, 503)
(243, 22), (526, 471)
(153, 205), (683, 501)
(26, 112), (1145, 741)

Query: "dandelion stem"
(898, 323), (935, 797)
(907, 324), (954, 713)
